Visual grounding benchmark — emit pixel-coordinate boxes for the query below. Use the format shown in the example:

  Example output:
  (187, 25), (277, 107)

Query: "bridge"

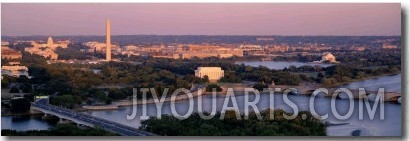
(31, 98), (156, 136)
(304, 88), (401, 102)
(218, 83), (401, 103)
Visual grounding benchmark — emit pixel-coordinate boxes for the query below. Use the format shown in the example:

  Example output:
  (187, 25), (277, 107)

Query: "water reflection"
(1, 115), (56, 131)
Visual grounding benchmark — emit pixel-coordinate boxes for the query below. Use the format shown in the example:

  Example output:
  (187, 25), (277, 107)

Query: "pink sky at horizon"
(1, 3), (401, 36)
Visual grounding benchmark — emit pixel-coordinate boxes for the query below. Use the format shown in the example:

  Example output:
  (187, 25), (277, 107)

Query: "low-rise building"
(239, 44), (263, 51)
(1, 46), (22, 60)
(83, 41), (120, 53)
(1, 65), (30, 78)
(267, 45), (289, 52)
(382, 44), (398, 49)
(195, 67), (224, 82)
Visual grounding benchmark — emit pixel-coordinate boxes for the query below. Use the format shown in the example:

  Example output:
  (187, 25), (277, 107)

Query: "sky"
(1, 3), (401, 36)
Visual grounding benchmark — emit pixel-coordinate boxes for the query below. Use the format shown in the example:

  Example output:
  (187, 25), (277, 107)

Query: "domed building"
(47, 36), (54, 47)
(321, 52), (337, 63)
(24, 36), (69, 60)
(38, 36), (68, 49)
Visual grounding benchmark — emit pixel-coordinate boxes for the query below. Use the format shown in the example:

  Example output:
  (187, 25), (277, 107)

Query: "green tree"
(206, 84), (222, 92)
(20, 83), (32, 93)
(139, 109), (326, 136)
(51, 95), (76, 109)
(9, 87), (20, 93)
(355, 71), (366, 79)
(203, 75), (209, 83)
(288, 65), (297, 72)
(252, 83), (268, 91)
(107, 89), (127, 100)
(1, 124), (118, 136)
(1, 75), (17, 88)
(323, 78), (338, 87)
(341, 76), (351, 83)
(317, 72), (324, 78)
(105, 98), (112, 105)
(10, 97), (31, 113)
(96, 91), (108, 103)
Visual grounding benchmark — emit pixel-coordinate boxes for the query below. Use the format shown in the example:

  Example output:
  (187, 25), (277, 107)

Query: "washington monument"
(106, 19), (111, 61)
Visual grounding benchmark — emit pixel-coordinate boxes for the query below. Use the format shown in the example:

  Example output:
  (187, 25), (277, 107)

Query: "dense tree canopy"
(2, 124), (118, 136)
(140, 109), (326, 136)
(10, 98), (31, 113)
(14, 49), (401, 108)
(206, 84), (222, 92)
(252, 83), (269, 91)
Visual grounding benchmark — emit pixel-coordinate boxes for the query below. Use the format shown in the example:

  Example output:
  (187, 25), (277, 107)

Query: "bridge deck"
(303, 88), (401, 102)
(32, 99), (156, 136)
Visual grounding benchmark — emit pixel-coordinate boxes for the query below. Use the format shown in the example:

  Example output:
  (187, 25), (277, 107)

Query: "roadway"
(32, 99), (156, 136)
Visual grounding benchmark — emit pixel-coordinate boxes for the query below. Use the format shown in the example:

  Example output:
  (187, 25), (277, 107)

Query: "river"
(1, 73), (401, 136)
(1, 115), (56, 131)
(236, 61), (333, 70)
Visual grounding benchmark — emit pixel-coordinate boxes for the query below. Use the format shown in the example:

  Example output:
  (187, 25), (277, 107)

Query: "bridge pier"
(42, 113), (52, 120)
(57, 118), (75, 124)
(57, 118), (64, 124)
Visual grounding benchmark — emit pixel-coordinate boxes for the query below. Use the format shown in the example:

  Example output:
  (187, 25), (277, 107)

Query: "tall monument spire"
(106, 19), (111, 61)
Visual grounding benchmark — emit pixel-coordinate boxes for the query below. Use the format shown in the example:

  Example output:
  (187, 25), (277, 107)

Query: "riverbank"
(326, 72), (401, 88)
(1, 111), (43, 117)
(112, 88), (207, 107)
(83, 73), (401, 110)
(82, 105), (119, 110)
(108, 82), (307, 108)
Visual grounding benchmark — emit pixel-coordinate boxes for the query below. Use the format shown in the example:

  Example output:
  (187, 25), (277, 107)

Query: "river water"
(1, 67), (401, 136)
(1, 115), (56, 131)
(236, 61), (333, 70)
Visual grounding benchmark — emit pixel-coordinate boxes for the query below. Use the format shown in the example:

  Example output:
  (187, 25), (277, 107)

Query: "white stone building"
(321, 52), (337, 63)
(24, 36), (69, 60)
(195, 67), (224, 82)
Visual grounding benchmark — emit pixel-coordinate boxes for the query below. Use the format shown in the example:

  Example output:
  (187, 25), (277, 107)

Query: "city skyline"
(1, 3), (401, 36)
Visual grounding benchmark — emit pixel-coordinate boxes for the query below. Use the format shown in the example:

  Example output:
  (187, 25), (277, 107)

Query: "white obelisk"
(106, 19), (111, 61)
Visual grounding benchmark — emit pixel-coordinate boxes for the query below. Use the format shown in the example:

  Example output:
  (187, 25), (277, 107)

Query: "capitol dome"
(47, 36), (54, 46)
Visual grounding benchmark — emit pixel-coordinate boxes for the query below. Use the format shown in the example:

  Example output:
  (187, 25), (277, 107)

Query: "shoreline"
(328, 72), (401, 88)
(113, 88), (207, 107)
(80, 73), (401, 110)
(1, 112), (43, 117)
